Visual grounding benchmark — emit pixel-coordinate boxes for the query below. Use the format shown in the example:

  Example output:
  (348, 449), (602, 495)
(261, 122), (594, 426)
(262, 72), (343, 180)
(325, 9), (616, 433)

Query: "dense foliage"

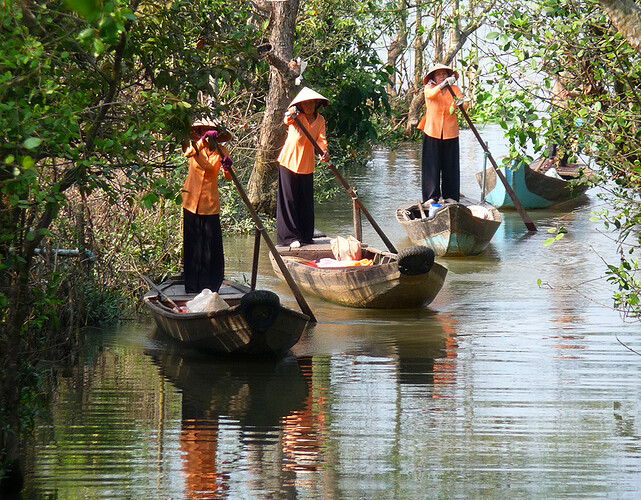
(0, 0), (265, 489)
(480, 0), (641, 319)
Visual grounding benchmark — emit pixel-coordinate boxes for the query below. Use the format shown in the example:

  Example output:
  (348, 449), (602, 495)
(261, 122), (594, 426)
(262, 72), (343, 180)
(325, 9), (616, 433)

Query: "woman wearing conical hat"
(181, 117), (233, 293)
(276, 87), (330, 248)
(417, 63), (469, 205)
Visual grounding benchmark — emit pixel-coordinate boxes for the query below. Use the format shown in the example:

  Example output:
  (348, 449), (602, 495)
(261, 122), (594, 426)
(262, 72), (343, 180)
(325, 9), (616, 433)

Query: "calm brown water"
(24, 126), (641, 498)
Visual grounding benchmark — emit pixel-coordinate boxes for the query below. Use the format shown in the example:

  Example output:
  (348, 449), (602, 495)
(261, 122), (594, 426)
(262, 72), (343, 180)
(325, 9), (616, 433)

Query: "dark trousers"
(276, 166), (314, 246)
(548, 143), (569, 167)
(183, 209), (224, 293)
(421, 134), (460, 202)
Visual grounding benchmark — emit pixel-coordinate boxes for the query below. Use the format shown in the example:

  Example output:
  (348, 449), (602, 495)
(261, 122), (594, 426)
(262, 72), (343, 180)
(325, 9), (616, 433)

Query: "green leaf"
(93, 38), (105, 56)
(142, 192), (159, 209)
(23, 137), (42, 149)
(65, 0), (102, 19)
(78, 28), (95, 40)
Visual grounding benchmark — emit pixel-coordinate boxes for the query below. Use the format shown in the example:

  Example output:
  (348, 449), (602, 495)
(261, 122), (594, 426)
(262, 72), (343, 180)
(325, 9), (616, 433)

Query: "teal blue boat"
(476, 158), (591, 209)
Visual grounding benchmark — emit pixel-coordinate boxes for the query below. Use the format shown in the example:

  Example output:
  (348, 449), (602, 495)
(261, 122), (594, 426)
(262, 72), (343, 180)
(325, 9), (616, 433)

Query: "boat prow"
(476, 158), (592, 209)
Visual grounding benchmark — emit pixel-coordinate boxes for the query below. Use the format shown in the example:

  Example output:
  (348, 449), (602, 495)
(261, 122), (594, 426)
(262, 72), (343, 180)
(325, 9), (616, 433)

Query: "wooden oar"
(142, 275), (181, 310)
(208, 139), (317, 323)
(445, 85), (537, 232)
(291, 114), (398, 253)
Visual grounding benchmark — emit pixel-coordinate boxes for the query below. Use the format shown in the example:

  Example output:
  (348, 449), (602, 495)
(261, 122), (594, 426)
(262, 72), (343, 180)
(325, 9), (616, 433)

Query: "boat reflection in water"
(146, 308), (460, 497)
(147, 337), (320, 497)
(295, 307), (459, 401)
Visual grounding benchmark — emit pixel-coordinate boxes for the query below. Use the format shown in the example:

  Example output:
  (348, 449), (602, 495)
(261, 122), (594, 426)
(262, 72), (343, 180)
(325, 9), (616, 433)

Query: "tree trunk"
(598, 0), (641, 53)
(405, 0), (424, 135)
(247, 0), (300, 216)
(386, 0), (407, 97)
(413, 0), (424, 92)
(434, 3), (444, 63)
(404, 0), (487, 137)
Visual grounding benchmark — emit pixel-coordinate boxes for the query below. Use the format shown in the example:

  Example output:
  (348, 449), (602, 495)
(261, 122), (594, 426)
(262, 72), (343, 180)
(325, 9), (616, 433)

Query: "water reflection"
(143, 309), (461, 497)
(147, 345), (308, 428)
(147, 341), (311, 497)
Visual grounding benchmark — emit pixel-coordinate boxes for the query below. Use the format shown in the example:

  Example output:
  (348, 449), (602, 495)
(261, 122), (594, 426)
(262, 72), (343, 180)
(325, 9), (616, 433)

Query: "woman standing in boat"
(418, 63), (469, 205)
(276, 87), (329, 248)
(181, 118), (232, 293)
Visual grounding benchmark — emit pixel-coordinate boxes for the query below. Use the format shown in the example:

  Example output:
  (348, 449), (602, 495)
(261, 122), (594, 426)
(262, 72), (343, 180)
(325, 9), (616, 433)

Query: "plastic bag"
(428, 203), (443, 218)
(468, 205), (491, 220)
(545, 167), (563, 179)
(186, 288), (230, 313)
(330, 235), (362, 261)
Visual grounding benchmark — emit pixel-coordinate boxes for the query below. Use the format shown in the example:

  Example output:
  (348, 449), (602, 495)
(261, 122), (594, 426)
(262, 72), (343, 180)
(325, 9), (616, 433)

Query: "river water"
(24, 126), (641, 498)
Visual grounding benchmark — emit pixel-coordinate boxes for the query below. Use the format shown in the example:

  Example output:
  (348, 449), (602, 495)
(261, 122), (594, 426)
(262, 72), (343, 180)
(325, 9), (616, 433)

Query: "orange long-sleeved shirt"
(418, 84), (466, 140)
(277, 113), (327, 174)
(181, 138), (229, 215)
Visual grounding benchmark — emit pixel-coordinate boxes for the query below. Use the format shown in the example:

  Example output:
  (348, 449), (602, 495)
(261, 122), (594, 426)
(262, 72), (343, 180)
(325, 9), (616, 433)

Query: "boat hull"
(143, 280), (308, 357)
(396, 197), (501, 257)
(270, 240), (447, 309)
(476, 159), (590, 209)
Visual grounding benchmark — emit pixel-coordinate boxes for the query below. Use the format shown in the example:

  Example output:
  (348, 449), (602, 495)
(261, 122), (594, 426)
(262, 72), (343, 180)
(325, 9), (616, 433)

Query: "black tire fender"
(240, 290), (281, 331)
(397, 245), (435, 276)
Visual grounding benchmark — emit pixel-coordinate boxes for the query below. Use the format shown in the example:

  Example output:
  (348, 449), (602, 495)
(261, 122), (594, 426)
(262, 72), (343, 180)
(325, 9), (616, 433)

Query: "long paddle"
(291, 114), (398, 253)
(208, 138), (317, 323)
(444, 85), (537, 232)
(142, 275), (181, 310)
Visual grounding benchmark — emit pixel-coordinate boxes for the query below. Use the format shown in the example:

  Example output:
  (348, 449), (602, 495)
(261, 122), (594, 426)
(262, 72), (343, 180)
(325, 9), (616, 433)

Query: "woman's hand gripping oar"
(206, 134), (317, 323)
(444, 84), (537, 232)
(289, 113), (398, 253)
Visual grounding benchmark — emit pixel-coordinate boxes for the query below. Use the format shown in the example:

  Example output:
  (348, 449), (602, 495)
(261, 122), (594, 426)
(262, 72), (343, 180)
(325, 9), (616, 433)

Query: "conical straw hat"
(423, 63), (459, 85)
(289, 87), (329, 108)
(191, 117), (232, 142)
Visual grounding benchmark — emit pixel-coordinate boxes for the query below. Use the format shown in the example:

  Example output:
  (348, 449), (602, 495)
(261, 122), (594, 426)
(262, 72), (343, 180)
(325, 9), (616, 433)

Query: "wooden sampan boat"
(395, 195), (502, 257)
(143, 278), (309, 357)
(269, 238), (447, 309)
(476, 157), (591, 209)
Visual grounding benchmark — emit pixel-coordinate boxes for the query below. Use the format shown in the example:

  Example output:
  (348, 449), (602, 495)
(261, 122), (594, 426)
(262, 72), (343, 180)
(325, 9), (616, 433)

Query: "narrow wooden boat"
(143, 278), (309, 357)
(476, 157), (591, 209)
(395, 196), (502, 257)
(269, 238), (447, 309)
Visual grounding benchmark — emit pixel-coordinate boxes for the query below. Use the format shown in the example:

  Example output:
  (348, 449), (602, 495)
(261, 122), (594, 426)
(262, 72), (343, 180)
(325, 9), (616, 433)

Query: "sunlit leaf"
(23, 137), (42, 149)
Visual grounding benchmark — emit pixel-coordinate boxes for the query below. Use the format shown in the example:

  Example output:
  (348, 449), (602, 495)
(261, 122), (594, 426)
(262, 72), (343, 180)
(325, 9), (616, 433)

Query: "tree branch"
(264, 51), (300, 79)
